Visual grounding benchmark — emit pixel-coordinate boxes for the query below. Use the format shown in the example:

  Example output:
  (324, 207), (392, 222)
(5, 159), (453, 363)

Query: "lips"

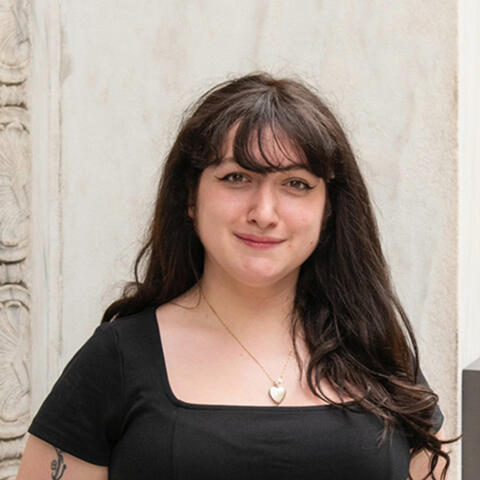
(234, 233), (285, 244)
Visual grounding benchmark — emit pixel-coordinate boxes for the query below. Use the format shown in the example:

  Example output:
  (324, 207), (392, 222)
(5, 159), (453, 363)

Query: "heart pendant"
(269, 384), (286, 404)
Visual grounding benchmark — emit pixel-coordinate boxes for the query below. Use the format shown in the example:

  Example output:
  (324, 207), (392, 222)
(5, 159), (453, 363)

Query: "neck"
(193, 265), (299, 344)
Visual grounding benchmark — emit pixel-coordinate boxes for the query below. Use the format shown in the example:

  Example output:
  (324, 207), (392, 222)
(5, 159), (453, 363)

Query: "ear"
(188, 205), (195, 219)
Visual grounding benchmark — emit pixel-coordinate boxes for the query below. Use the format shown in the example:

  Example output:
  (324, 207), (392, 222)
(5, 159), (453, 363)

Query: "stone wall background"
(3, 1), (478, 479)
(0, 0), (31, 478)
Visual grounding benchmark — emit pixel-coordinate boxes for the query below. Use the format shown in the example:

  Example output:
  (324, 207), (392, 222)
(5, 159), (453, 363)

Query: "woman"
(18, 72), (458, 480)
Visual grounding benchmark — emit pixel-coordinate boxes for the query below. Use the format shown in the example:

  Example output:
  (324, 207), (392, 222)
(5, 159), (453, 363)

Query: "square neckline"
(149, 306), (361, 412)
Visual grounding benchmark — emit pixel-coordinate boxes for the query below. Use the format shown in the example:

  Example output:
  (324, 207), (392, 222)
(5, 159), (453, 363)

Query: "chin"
(234, 268), (288, 288)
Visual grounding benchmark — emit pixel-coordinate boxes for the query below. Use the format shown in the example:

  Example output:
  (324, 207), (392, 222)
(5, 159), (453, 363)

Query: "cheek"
(286, 204), (325, 247)
(206, 176), (251, 208)
(195, 190), (243, 239)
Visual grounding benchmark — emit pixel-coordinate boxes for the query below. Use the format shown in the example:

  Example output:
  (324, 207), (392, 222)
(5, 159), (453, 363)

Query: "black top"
(28, 306), (444, 480)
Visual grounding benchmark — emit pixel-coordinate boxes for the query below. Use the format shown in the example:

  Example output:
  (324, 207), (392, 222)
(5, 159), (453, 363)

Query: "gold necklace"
(198, 285), (293, 405)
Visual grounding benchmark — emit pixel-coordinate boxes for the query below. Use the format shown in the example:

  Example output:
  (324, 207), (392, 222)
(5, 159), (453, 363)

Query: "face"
(190, 124), (327, 289)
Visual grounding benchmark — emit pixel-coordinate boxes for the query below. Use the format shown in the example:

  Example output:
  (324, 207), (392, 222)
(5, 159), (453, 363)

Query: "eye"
(216, 172), (250, 184)
(286, 179), (313, 191)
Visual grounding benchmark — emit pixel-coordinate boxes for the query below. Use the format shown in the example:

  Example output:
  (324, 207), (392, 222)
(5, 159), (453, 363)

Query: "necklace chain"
(198, 285), (293, 386)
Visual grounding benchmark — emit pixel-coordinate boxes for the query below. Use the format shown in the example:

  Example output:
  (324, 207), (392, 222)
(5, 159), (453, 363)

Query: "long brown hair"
(101, 72), (458, 479)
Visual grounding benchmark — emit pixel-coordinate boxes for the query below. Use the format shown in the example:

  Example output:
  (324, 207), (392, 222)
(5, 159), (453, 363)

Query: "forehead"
(219, 122), (308, 170)
(217, 157), (312, 174)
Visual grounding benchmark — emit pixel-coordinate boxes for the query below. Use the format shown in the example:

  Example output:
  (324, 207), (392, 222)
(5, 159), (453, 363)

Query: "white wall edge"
(28, 0), (63, 416)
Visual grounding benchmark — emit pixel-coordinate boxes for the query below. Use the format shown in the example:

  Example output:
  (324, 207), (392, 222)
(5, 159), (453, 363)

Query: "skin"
(16, 434), (108, 479)
(409, 425), (449, 479)
(155, 123), (344, 406)
(189, 123), (327, 341)
(50, 447), (67, 478)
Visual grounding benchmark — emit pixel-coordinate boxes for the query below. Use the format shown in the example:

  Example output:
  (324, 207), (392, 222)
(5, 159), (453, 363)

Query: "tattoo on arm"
(50, 447), (67, 479)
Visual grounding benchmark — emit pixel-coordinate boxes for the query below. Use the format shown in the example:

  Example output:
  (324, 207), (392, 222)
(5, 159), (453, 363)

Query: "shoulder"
(104, 306), (166, 380)
(107, 306), (157, 341)
(80, 307), (158, 372)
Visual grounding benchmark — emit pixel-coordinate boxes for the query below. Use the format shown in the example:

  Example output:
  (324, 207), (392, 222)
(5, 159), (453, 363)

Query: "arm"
(23, 322), (122, 473)
(16, 433), (108, 480)
(408, 426), (448, 480)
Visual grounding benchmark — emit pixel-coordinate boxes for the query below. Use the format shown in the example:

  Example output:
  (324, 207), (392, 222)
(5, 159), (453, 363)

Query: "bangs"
(203, 89), (337, 180)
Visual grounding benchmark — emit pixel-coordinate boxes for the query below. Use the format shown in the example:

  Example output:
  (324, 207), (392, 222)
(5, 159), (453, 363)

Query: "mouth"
(234, 233), (285, 249)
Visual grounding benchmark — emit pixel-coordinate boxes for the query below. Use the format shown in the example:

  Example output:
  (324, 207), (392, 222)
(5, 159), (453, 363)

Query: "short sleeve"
(416, 366), (444, 434)
(28, 321), (124, 466)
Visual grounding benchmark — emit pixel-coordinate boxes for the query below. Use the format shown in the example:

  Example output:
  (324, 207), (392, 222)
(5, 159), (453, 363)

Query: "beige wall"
(459, 0), (480, 371)
(28, 1), (468, 478)
(458, 1), (480, 474)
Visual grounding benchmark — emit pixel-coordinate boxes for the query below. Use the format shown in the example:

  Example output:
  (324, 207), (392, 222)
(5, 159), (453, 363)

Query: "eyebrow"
(219, 157), (311, 172)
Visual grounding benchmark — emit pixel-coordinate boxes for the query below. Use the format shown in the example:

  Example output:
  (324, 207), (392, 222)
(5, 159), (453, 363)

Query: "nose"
(246, 182), (279, 229)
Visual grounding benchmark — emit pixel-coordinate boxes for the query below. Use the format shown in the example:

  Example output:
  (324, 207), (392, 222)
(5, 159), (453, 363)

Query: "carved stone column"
(0, 1), (31, 479)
